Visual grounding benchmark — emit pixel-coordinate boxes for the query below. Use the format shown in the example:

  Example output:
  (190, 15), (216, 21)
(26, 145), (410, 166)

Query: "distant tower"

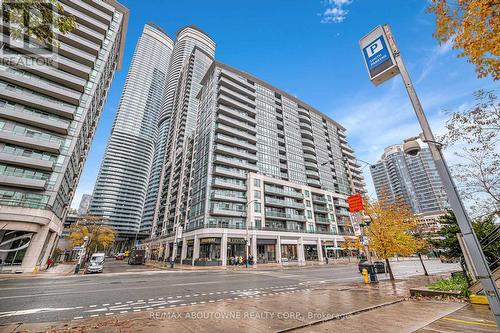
(370, 144), (448, 213)
(89, 24), (173, 240)
(78, 194), (92, 216)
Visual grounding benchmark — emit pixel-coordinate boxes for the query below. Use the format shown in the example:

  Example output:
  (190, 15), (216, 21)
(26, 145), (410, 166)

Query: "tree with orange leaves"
(428, 0), (499, 80)
(364, 193), (424, 280)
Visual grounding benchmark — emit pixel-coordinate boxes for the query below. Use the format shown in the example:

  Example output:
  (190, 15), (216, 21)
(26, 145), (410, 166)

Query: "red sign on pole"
(347, 193), (364, 212)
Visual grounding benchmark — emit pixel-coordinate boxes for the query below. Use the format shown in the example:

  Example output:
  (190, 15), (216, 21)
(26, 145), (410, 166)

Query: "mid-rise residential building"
(77, 193), (92, 215)
(141, 61), (366, 266)
(89, 24), (173, 240)
(370, 144), (448, 214)
(0, 0), (128, 272)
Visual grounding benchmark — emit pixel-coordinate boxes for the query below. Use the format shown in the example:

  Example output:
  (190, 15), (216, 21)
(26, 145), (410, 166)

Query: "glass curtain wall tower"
(370, 144), (448, 213)
(89, 24), (173, 241)
(144, 26), (215, 237)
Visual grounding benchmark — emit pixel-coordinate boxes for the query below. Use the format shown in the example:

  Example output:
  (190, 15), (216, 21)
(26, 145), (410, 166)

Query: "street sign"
(359, 25), (400, 86)
(347, 193), (364, 212)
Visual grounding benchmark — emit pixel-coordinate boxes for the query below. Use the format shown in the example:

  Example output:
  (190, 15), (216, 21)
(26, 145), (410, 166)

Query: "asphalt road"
(0, 259), (459, 324)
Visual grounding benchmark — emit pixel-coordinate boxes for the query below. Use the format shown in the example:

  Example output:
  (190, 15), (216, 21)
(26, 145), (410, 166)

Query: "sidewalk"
(4, 273), (495, 333)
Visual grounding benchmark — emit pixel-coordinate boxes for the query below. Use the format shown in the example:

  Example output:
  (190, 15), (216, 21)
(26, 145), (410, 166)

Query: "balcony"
(219, 75), (256, 99)
(265, 211), (306, 222)
(218, 104), (256, 124)
(0, 105), (69, 135)
(302, 137), (315, 148)
(297, 108), (309, 117)
(218, 93), (256, 116)
(306, 169), (320, 179)
(211, 192), (247, 203)
(0, 131), (61, 154)
(0, 67), (81, 105)
(212, 178), (247, 191)
(298, 113), (312, 125)
(0, 152), (54, 171)
(215, 133), (256, 152)
(0, 83), (75, 119)
(217, 113), (257, 135)
(304, 161), (319, 171)
(213, 166), (247, 179)
(210, 207), (246, 218)
(303, 151), (317, 163)
(265, 197), (305, 209)
(213, 155), (258, 172)
(0, 174), (46, 190)
(220, 69), (256, 92)
(215, 123), (256, 143)
(264, 186), (303, 199)
(214, 145), (258, 162)
(307, 178), (321, 187)
(219, 85), (255, 108)
(314, 216), (331, 224)
(302, 145), (316, 155)
(312, 195), (327, 203)
(313, 204), (329, 213)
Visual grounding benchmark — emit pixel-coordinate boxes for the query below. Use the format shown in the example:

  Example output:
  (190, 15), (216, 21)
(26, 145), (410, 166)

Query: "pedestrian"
(47, 257), (53, 269)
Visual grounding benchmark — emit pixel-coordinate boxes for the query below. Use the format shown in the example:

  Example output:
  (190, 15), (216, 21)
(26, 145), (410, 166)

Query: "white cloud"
(416, 39), (454, 83)
(321, 0), (353, 24)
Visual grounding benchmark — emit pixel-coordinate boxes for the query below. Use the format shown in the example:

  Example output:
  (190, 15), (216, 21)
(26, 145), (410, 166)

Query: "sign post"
(360, 24), (500, 326)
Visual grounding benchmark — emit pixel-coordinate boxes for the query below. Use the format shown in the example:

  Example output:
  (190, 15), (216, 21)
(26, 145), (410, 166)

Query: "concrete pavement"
(2, 273), (493, 333)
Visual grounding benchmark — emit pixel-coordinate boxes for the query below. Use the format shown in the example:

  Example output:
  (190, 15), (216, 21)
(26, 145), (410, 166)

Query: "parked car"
(85, 253), (105, 274)
(358, 260), (386, 273)
(115, 253), (125, 260)
(128, 249), (145, 265)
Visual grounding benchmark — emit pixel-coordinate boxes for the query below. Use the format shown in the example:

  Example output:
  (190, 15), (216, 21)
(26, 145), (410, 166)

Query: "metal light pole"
(368, 24), (500, 325)
(74, 236), (88, 274)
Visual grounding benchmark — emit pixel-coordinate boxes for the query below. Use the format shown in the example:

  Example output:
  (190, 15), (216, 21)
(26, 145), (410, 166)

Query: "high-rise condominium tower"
(142, 61), (366, 266)
(143, 26), (215, 236)
(89, 24), (173, 240)
(0, 0), (128, 272)
(370, 144), (448, 213)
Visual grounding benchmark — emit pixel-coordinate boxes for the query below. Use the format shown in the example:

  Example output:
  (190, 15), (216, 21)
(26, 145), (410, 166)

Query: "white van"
(85, 252), (105, 274)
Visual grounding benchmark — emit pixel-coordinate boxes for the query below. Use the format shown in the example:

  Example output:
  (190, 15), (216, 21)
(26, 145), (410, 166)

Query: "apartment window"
(254, 202), (261, 213)
(254, 179), (260, 187)
(304, 190), (310, 197)
(305, 200), (311, 207)
(255, 219), (261, 228)
(254, 190), (261, 198)
(307, 210), (312, 219)
(327, 195), (332, 201)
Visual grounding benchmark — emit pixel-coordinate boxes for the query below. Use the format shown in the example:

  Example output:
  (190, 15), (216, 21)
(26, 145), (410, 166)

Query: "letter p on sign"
(366, 38), (383, 57)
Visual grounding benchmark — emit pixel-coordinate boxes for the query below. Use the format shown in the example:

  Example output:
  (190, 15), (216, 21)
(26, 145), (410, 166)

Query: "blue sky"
(72, 0), (497, 207)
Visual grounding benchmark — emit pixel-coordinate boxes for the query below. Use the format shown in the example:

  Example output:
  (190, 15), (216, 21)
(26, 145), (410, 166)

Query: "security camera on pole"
(360, 24), (500, 326)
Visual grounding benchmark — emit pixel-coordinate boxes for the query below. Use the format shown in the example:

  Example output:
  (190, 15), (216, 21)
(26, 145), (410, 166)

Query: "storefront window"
(0, 230), (33, 268)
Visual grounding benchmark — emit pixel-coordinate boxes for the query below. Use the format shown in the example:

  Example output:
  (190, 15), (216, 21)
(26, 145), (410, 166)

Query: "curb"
(276, 298), (405, 332)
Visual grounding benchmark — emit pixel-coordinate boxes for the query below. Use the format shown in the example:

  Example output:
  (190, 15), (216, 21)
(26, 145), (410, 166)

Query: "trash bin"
(374, 261), (386, 273)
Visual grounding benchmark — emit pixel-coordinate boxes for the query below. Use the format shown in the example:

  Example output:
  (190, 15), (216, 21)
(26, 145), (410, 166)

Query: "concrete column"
(40, 231), (57, 270)
(21, 225), (49, 273)
(317, 237), (324, 263)
(251, 234), (257, 258)
(276, 236), (282, 263)
(181, 237), (188, 263)
(192, 235), (200, 266)
(221, 231), (228, 267)
(298, 237), (305, 266)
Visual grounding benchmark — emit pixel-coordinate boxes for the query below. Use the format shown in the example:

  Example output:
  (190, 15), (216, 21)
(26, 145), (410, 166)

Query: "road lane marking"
(73, 316), (83, 320)
(443, 317), (497, 327)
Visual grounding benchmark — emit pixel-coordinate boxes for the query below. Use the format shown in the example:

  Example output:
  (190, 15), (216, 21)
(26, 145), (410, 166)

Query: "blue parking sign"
(363, 36), (390, 71)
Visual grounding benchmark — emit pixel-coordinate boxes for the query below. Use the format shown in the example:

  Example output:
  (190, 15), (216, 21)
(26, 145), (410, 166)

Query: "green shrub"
(427, 275), (470, 297)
